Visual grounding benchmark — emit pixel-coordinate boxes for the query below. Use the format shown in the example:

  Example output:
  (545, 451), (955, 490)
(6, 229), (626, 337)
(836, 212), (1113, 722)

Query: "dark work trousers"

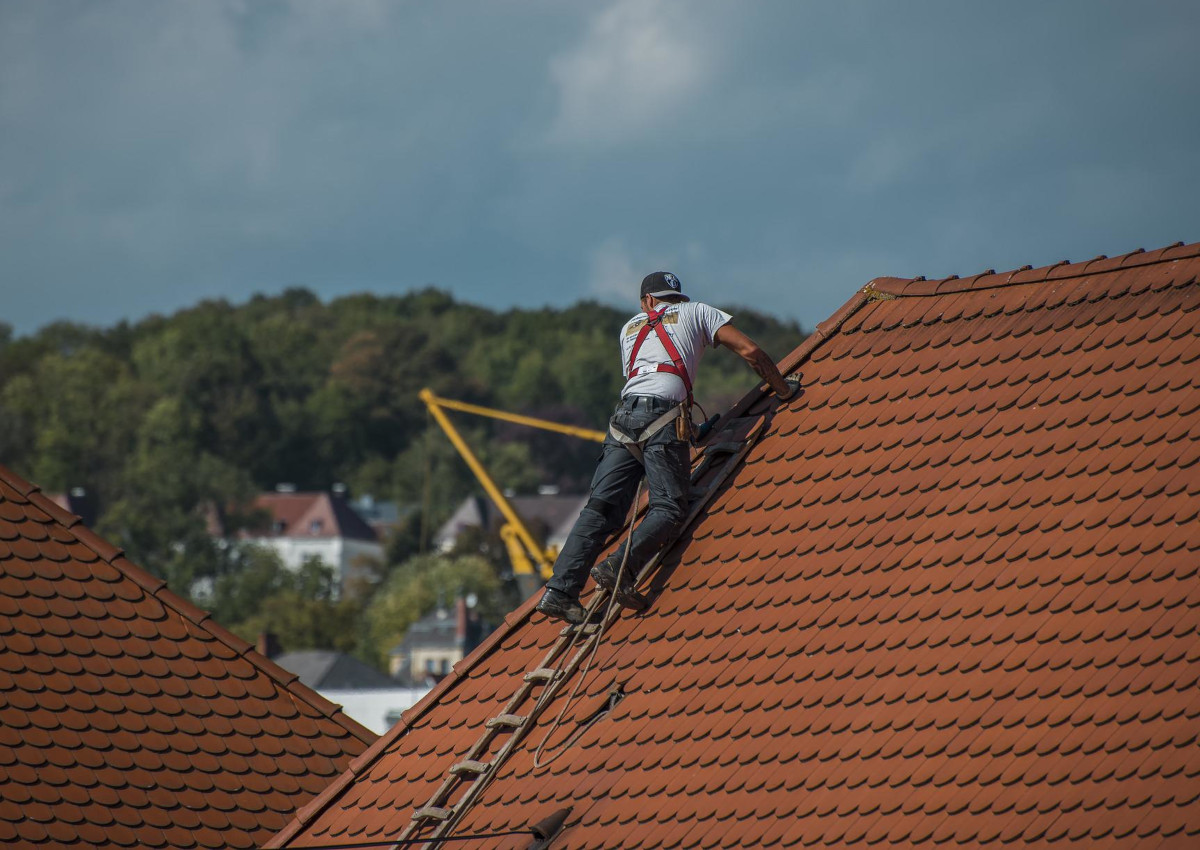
(547, 395), (690, 598)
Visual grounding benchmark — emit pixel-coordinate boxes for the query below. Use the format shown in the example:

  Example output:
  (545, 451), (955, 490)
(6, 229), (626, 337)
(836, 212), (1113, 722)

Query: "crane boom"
(420, 389), (603, 588)
(420, 391), (606, 443)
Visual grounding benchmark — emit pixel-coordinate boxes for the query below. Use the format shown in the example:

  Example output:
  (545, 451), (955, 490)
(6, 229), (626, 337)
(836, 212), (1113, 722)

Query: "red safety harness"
(626, 306), (693, 405)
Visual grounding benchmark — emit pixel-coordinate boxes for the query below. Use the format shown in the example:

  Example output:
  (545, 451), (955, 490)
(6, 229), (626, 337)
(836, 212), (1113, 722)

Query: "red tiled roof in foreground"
(270, 241), (1200, 849)
(0, 466), (377, 849)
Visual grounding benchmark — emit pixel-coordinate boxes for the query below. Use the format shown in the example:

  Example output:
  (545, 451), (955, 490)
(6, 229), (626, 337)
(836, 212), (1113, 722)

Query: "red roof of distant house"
(247, 491), (378, 542)
(0, 465), (377, 849)
(269, 241), (1200, 849)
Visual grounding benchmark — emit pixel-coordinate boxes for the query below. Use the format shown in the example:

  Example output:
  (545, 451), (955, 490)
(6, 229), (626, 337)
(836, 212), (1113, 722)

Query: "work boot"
(589, 557), (624, 591)
(590, 558), (648, 612)
(535, 588), (586, 625)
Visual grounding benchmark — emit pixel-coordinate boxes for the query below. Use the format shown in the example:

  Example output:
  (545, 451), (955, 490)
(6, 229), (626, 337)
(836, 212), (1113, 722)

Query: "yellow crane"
(419, 389), (605, 592)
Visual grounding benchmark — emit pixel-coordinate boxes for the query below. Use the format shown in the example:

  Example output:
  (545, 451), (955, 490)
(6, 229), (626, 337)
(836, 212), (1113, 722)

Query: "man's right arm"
(714, 323), (794, 398)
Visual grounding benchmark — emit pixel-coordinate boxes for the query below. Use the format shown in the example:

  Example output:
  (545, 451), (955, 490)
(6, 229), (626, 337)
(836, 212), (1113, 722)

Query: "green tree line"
(0, 289), (804, 662)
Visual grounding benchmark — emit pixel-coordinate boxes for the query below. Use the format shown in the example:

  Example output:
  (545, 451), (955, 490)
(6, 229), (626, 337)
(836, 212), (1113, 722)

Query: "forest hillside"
(0, 289), (805, 657)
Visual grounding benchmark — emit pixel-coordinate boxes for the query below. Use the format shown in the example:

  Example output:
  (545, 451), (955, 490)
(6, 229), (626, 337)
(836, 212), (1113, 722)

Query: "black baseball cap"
(640, 271), (689, 301)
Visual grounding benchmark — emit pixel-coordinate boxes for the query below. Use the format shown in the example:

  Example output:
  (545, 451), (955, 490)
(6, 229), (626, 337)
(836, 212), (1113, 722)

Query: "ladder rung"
(561, 622), (600, 637)
(524, 667), (558, 683)
(486, 713), (526, 729)
(412, 806), (452, 822)
(449, 759), (491, 776)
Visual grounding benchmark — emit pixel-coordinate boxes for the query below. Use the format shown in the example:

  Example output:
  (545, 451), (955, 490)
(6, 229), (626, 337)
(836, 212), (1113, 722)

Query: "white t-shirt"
(619, 301), (733, 402)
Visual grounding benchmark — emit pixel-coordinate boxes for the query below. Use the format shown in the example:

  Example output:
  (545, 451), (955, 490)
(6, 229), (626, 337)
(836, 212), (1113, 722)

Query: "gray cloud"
(2, 1), (1198, 336)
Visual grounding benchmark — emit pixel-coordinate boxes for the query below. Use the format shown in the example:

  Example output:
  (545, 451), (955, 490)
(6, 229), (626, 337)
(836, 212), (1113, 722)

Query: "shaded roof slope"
(270, 241), (1200, 849)
(0, 465), (377, 849)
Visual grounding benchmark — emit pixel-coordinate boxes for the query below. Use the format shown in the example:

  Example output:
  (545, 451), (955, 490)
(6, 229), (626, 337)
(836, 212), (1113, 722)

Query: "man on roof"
(536, 271), (796, 624)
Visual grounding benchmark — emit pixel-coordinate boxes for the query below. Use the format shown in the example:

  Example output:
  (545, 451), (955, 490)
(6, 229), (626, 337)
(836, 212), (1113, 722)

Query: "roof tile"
(0, 464), (377, 849)
(268, 241), (1200, 849)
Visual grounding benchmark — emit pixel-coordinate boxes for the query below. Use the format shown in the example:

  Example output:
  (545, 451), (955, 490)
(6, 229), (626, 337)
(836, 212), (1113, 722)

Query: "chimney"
(256, 632), (281, 658)
(456, 596), (468, 647)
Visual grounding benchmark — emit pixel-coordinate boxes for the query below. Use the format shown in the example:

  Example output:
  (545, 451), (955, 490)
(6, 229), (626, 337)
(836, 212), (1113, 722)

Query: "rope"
(531, 478), (644, 770)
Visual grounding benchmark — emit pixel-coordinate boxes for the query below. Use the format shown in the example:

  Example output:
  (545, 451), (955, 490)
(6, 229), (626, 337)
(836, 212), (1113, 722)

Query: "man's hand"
(714, 323), (792, 398)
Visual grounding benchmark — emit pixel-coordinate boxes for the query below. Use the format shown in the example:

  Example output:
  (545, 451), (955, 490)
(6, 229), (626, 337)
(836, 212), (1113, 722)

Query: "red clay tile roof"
(0, 465), (377, 849)
(247, 492), (378, 541)
(268, 241), (1200, 849)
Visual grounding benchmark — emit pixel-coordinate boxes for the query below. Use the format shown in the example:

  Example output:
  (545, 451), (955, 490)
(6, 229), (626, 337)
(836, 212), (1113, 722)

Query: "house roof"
(44, 489), (97, 527)
(274, 650), (398, 691)
(0, 465), (377, 849)
(396, 601), (489, 655)
(268, 241), (1200, 849)
(247, 491), (378, 542)
(434, 493), (587, 550)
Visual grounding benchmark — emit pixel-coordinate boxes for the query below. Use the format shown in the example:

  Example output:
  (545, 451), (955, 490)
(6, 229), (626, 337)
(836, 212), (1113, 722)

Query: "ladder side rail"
(411, 409), (773, 848)
(424, 592), (623, 844)
(393, 617), (592, 845)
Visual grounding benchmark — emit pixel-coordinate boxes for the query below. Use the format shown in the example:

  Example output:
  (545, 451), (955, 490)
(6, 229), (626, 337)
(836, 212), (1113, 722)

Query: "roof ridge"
(863, 239), (1199, 299)
(0, 463), (376, 748)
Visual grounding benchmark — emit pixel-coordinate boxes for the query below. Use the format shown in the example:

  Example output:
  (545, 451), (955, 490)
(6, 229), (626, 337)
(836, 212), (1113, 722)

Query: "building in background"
(388, 595), (490, 684)
(241, 486), (384, 590)
(43, 486), (97, 527)
(349, 493), (405, 538)
(268, 645), (429, 736)
(273, 648), (401, 691)
(433, 489), (586, 554)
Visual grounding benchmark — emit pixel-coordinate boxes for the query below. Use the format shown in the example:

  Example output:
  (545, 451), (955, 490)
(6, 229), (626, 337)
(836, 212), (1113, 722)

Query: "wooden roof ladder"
(398, 410), (770, 848)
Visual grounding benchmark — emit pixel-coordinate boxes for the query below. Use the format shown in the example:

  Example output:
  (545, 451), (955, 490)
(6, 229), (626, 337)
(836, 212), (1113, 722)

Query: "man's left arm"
(714, 323), (795, 398)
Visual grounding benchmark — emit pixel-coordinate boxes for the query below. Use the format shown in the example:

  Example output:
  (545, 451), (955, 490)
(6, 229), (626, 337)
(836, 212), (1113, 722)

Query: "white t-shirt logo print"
(619, 301), (733, 403)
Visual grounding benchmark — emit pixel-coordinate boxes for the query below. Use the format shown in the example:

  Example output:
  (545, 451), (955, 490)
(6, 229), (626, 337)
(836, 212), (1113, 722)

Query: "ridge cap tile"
(863, 239), (1200, 300)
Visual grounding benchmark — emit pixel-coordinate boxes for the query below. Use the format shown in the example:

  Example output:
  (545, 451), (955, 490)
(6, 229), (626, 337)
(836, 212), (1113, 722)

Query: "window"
(309, 519), (323, 534)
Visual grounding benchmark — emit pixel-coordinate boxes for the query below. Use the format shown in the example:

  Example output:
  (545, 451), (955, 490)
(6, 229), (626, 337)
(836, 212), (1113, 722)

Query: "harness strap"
(626, 307), (693, 402)
(607, 405), (683, 463)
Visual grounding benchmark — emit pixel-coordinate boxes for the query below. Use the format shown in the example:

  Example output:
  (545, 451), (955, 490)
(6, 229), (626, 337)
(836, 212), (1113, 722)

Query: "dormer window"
(309, 520), (323, 534)
(273, 520), (286, 534)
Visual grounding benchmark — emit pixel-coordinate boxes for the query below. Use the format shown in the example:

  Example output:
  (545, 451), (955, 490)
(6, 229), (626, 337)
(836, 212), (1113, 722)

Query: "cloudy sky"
(2, 1), (1198, 336)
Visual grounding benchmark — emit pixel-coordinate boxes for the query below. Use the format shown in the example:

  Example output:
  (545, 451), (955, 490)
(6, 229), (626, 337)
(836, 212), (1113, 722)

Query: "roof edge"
(864, 240), (1199, 299)
(717, 288), (873, 426)
(0, 464), (377, 751)
(266, 590), (545, 847)
(268, 718), (405, 847)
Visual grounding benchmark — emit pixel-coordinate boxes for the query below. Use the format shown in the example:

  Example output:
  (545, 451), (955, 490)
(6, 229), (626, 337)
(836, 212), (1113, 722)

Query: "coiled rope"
(530, 478), (644, 769)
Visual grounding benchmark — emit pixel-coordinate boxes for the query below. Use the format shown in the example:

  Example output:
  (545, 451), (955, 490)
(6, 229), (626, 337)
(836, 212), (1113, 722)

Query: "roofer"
(536, 271), (795, 624)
